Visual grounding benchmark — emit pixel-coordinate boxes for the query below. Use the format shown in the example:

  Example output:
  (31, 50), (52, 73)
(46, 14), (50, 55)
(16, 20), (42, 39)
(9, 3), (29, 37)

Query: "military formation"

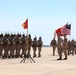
(51, 32), (76, 60)
(0, 33), (43, 59)
(1, 31), (76, 61)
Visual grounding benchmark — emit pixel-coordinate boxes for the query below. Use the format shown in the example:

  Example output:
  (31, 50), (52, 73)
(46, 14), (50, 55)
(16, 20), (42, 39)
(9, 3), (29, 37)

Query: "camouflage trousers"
(57, 45), (63, 58)
(52, 46), (56, 56)
(32, 47), (37, 57)
(38, 47), (42, 57)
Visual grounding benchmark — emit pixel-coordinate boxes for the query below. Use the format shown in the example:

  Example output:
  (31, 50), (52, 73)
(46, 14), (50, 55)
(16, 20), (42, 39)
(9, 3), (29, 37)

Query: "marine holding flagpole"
(22, 18), (28, 57)
(55, 23), (71, 60)
(21, 18), (35, 63)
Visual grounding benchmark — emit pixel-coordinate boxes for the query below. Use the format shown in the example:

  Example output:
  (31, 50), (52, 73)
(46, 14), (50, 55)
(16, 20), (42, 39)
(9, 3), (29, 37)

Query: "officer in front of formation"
(57, 32), (63, 60)
(63, 34), (68, 60)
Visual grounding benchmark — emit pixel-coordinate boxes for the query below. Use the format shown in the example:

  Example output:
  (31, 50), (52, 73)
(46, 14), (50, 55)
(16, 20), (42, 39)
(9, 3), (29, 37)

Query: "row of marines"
(51, 33), (76, 60)
(0, 33), (43, 59)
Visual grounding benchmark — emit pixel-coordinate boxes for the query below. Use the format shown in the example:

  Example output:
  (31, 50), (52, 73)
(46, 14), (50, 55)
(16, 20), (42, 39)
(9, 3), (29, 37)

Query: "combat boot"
(33, 54), (37, 58)
(57, 57), (62, 60)
(38, 55), (41, 57)
(63, 57), (67, 60)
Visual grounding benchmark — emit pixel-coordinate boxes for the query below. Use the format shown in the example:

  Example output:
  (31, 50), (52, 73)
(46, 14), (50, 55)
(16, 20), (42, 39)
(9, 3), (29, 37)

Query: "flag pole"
(69, 23), (71, 41)
(26, 18), (28, 54)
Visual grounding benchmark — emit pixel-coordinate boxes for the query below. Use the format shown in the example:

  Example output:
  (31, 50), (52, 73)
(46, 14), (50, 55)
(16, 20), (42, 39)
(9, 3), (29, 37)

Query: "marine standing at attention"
(57, 32), (63, 60)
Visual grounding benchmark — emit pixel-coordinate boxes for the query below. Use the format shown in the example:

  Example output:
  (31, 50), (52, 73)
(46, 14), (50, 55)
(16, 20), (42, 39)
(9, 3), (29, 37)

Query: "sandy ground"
(0, 47), (76, 75)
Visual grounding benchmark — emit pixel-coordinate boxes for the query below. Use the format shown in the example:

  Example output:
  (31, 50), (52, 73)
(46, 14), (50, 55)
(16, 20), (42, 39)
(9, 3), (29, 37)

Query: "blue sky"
(0, 0), (76, 45)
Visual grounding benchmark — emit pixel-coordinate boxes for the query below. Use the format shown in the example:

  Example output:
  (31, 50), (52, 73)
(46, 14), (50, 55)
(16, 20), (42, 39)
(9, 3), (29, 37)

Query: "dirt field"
(0, 47), (76, 75)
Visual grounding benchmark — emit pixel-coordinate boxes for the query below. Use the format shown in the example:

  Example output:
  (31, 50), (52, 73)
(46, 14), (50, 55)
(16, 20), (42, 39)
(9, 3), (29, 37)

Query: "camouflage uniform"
(37, 37), (43, 57)
(15, 37), (21, 58)
(50, 37), (56, 56)
(27, 35), (32, 55)
(9, 38), (15, 58)
(63, 35), (68, 60)
(32, 37), (37, 57)
(3, 38), (9, 58)
(0, 34), (3, 58)
(57, 33), (63, 60)
(21, 36), (27, 57)
(68, 40), (71, 55)
(0, 38), (3, 57)
(74, 41), (76, 54)
(71, 39), (75, 55)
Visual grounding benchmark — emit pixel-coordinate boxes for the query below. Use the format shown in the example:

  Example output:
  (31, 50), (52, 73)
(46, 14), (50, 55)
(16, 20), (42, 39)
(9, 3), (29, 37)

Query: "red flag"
(22, 19), (28, 29)
(55, 27), (63, 36)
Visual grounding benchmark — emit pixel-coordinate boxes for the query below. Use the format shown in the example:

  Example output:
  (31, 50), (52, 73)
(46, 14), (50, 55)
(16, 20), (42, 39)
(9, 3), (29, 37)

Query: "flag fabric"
(55, 27), (63, 36)
(54, 27), (62, 37)
(55, 23), (71, 36)
(61, 24), (71, 35)
(66, 24), (71, 29)
(22, 19), (28, 29)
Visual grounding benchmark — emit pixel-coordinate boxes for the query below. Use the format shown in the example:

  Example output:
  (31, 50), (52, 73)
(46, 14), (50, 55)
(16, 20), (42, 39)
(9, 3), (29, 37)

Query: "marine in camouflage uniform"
(0, 38), (3, 58)
(27, 34), (32, 55)
(3, 37), (9, 59)
(57, 32), (63, 60)
(21, 35), (27, 57)
(50, 37), (56, 56)
(15, 35), (21, 58)
(0, 33), (4, 58)
(74, 41), (76, 54)
(9, 37), (15, 58)
(68, 40), (71, 55)
(63, 35), (68, 60)
(32, 37), (37, 57)
(37, 37), (43, 57)
(71, 39), (75, 55)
